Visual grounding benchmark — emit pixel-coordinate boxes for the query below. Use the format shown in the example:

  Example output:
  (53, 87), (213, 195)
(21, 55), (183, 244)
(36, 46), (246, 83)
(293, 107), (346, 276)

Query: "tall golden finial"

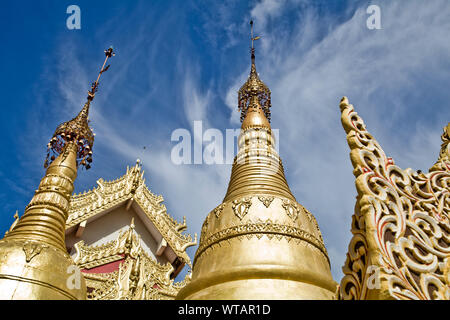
(44, 47), (115, 170)
(238, 21), (271, 123)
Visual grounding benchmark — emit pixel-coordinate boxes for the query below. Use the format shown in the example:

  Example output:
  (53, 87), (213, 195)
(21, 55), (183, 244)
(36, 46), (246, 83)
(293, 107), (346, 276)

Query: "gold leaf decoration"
(258, 196), (274, 208)
(23, 241), (48, 263)
(282, 199), (300, 222)
(232, 197), (253, 220)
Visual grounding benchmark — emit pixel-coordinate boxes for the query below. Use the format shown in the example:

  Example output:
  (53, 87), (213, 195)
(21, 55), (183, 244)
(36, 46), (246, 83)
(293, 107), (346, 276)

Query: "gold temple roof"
(66, 160), (197, 267)
(73, 219), (189, 300)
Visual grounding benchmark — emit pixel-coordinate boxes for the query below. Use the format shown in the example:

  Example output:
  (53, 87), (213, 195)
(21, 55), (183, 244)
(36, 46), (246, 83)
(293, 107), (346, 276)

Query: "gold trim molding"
(194, 218), (329, 267)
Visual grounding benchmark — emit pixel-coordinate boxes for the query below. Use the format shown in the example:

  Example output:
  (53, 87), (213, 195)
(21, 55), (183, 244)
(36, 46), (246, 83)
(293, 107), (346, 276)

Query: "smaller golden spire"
(44, 47), (115, 170)
(0, 48), (116, 300)
(238, 21), (271, 124)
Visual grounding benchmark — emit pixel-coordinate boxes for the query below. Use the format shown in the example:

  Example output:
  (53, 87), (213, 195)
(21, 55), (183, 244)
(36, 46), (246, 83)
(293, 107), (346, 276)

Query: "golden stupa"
(0, 48), (115, 299)
(176, 23), (337, 300)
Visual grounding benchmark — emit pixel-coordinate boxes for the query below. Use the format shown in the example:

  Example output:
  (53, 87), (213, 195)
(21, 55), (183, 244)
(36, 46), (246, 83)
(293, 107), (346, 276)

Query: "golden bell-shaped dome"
(241, 96), (271, 130)
(177, 44), (337, 300)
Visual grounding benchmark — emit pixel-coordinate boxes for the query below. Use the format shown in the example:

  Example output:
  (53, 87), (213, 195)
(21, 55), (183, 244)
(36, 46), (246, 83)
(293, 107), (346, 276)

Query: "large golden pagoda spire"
(0, 48), (115, 299)
(177, 23), (337, 300)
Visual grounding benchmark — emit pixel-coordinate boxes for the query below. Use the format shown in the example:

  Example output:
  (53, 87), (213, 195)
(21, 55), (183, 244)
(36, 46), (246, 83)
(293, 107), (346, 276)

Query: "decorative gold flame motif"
(338, 97), (449, 300)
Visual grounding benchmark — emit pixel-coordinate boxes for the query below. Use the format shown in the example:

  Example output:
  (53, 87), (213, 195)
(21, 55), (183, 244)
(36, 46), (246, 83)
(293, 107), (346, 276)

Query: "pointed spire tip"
(44, 48), (115, 170)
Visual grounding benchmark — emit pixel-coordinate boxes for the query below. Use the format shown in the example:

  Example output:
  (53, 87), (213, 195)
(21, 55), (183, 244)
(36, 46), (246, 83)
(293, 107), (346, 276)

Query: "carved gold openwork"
(338, 97), (449, 300)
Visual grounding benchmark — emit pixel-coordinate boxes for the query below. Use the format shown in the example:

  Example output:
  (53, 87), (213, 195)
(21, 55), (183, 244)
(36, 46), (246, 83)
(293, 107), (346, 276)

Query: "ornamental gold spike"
(176, 27), (336, 300)
(44, 47), (115, 170)
(429, 123), (450, 172)
(0, 48), (115, 300)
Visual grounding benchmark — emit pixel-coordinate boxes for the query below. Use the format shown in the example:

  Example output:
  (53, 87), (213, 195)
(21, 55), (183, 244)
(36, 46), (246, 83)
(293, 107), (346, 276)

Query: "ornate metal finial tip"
(237, 22), (270, 123)
(105, 47), (115, 57)
(250, 20), (260, 53)
(44, 48), (115, 170)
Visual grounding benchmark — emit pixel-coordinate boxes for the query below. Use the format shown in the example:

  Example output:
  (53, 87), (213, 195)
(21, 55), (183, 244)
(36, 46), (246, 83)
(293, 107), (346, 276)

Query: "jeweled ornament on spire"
(44, 46), (115, 170)
(238, 20), (271, 123)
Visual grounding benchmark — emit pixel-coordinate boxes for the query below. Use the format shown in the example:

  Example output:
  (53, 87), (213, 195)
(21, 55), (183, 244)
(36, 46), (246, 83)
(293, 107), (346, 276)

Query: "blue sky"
(0, 0), (449, 282)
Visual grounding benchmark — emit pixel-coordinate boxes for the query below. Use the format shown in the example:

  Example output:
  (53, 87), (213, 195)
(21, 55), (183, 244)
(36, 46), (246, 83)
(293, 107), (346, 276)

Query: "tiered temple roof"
(73, 219), (190, 300)
(66, 160), (197, 267)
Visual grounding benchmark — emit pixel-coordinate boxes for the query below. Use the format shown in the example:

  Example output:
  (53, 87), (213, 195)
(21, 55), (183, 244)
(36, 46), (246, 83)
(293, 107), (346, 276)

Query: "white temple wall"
(66, 204), (170, 265)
